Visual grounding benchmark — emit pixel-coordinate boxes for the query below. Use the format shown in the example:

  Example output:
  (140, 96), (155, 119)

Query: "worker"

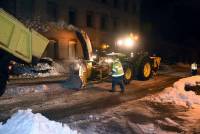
(152, 56), (161, 76)
(110, 56), (125, 93)
(79, 59), (87, 88)
(191, 62), (198, 76)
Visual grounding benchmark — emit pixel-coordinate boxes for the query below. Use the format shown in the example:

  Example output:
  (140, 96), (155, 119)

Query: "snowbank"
(0, 109), (78, 134)
(11, 61), (65, 79)
(149, 76), (200, 107)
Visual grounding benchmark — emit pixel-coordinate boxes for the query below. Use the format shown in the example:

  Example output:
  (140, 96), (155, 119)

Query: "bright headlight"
(124, 37), (134, 47)
(117, 39), (123, 46)
(105, 58), (113, 63)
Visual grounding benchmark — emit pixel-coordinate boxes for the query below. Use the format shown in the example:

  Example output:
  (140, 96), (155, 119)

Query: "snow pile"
(0, 109), (78, 134)
(36, 63), (60, 77)
(11, 61), (64, 78)
(149, 76), (200, 107)
(23, 17), (50, 32)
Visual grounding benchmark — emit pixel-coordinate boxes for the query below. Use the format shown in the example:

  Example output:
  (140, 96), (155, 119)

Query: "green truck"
(0, 9), (49, 96)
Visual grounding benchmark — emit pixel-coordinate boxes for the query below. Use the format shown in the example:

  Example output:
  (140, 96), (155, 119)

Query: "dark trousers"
(191, 69), (197, 76)
(112, 76), (125, 92)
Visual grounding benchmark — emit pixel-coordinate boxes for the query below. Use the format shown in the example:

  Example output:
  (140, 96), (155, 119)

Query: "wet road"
(0, 65), (193, 133)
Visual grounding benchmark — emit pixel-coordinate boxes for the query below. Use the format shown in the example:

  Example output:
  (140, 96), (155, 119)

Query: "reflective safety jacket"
(79, 62), (87, 77)
(112, 59), (124, 77)
(191, 63), (197, 70)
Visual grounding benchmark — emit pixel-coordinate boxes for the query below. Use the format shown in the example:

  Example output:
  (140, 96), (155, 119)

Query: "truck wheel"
(138, 57), (152, 80)
(123, 63), (133, 85)
(0, 57), (9, 96)
(0, 70), (8, 96)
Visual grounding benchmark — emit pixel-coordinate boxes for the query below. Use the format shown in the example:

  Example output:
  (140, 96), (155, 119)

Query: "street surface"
(1, 64), (199, 133)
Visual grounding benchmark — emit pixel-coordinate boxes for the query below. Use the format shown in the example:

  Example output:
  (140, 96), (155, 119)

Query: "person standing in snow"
(191, 62), (198, 76)
(79, 59), (87, 88)
(110, 56), (125, 93)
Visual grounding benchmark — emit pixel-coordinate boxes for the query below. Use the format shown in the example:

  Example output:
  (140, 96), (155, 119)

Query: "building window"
(100, 15), (108, 30)
(123, 0), (129, 12)
(86, 11), (94, 28)
(0, 0), (16, 16)
(112, 17), (118, 31)
(113, 0), (119, 8)
(47, 1), (57, 21)
(101, 0), (107, 4)
(68, 8), (76, 25)
(19, 0), (33, 19)
(132, 2), (137, 15)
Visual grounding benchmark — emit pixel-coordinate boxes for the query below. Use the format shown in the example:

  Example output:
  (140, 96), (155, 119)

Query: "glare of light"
(130, 52), (134, 57)
(105, 58), (113, 63)
(117, 39), (123, 46)
(124, 37), (134, 47)
(74, 63), (80, 70)
(133, 35), (139, 41)
(91, 54), (97, 61)
(92, 54), (97, 59)
(8, 65), (12, 71)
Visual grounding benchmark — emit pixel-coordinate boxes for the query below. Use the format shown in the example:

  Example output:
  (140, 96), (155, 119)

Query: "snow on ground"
(136, 122), (179, 134)
(147, 75), (200, 108)
(176, 62), (190, 68)
(4, 83), (67, 96)
(5, 85), (49, 96)
(0, 109), (78, 134)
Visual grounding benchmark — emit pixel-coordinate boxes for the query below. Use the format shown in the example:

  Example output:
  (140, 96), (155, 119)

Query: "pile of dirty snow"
(0, 109), (78, 134)
(148, 76), (200, 108)
(10, 62), (64, 78)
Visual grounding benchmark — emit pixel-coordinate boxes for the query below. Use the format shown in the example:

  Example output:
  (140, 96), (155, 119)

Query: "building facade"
(0, 0), (139, 50)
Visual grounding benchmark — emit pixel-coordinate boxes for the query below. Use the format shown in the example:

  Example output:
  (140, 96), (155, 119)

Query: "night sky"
(140, 0), (200, 62)
(141, 0), (200, 45)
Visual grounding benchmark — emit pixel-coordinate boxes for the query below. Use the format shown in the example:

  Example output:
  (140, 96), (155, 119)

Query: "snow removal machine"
(89, 33), (161, 84)
(0, 9), (49, 95)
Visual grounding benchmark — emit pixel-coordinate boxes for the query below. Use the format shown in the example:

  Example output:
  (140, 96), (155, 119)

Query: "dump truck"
(0, 9), (49, 95)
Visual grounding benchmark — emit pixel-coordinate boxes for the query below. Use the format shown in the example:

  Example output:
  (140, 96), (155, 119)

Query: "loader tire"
(0, 68), (8, 96)
(123, 63), (133, 85)
(0, 55), (9, 96)
(138, 57), (152, 80)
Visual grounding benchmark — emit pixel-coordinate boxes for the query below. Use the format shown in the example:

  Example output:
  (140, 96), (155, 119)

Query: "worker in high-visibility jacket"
(79, 59), (87, 88)
(191, 62), (198, 76)
(110, 57), (125, 93)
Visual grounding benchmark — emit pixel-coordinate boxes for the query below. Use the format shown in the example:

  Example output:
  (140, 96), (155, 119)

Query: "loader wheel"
(0, 68), (8, 96)
(0, 57), (9, 96)
(138, 57), (152, 80)
(123, 63), (133, 85)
